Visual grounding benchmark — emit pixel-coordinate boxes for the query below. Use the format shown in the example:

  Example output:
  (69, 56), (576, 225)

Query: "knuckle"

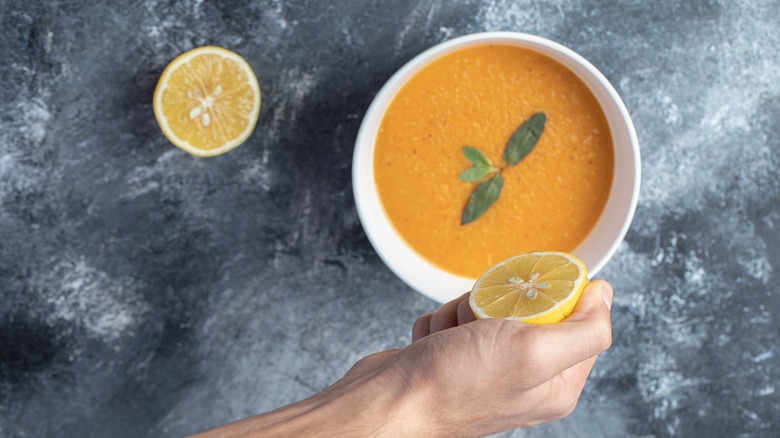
(513, 326), (546, 364)
(457, 299), (475, 324)
(348, 355), (375, 374)
(551, 389), (579, 420)
(428, 312), (445, 332)
(411, 313), (432, 340)
(429, 309), (445, 324)
(547, 377), (581, 420)
(557, 397), (579, 420)
(412, 315), (427, 330)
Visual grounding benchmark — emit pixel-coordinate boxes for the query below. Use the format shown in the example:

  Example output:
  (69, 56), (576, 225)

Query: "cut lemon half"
(153, 46), (261, 157)
(469, 251), (588, 324)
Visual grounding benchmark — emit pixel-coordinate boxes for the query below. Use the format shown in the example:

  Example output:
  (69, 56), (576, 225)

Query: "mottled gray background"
(1, 0), (778, 436)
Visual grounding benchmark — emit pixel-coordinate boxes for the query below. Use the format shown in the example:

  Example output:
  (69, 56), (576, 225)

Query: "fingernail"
(601, 283), (613, 311)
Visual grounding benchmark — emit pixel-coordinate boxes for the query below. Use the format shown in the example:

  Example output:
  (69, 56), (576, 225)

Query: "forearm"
(190, 366), (425, 437)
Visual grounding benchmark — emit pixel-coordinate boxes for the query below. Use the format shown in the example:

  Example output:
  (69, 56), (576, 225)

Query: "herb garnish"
(459, 112), (546, 225)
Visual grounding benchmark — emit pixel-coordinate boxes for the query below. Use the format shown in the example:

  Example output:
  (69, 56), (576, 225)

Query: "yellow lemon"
(469, 251), (588, 324)
(153, 46), (261, 156)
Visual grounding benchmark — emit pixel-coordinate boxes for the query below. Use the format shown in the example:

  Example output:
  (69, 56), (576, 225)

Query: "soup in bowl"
(353, 32), (640, 303)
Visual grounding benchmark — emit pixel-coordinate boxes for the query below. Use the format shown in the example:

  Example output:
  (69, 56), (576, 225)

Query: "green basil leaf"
(462, 146), (493, 168)
(458, 166), (497, 182)
(461, 174), (504, 225)
(502, 112), (546, 166)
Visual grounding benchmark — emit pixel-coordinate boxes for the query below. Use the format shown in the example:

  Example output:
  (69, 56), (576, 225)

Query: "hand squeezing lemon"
(153, 46), (261, 156)
(469, 251), (588, 324)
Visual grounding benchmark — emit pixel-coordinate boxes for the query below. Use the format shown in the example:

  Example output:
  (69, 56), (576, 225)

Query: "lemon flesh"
(153, 46), (261, 157)
(469, 251), (588, 324)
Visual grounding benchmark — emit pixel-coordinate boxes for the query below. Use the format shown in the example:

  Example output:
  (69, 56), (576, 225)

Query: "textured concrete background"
(1, 0), (779, 436)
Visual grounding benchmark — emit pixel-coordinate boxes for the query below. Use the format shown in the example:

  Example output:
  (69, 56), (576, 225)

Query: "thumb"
(525, 280), (613, 380)
(565, 279), (613, 322)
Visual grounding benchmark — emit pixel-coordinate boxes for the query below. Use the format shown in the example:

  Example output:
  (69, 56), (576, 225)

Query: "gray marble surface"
(2, 0), (779, 436)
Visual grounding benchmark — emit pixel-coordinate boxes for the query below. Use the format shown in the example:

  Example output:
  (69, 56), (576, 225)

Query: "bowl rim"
(352, 31), (641, 303)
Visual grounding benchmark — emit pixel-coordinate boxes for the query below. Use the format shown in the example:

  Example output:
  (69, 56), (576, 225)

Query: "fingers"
(412, 292), (472, 342)
(457, 297), (477, 325)
(511, 280), (613, 382)
(429, 292), (469, 334)
(412, 313), (432, 342)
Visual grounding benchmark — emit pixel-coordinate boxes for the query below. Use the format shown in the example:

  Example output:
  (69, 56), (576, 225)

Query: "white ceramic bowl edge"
(353, 32), (640, 303)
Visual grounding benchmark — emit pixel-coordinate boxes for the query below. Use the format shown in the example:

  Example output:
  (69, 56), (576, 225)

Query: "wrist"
(191, 356), (429, 437)
(317, 364), (428, 436)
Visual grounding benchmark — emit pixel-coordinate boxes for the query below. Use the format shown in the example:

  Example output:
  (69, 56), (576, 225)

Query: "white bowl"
(352, 32), (640, 303)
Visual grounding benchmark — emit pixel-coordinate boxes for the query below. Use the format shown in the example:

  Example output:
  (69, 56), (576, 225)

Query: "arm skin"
(191, 280), (613, 437)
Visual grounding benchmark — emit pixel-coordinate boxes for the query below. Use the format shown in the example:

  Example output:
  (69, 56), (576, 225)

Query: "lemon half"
(153, 46), (261, 157)
(469, 251), (588, 324)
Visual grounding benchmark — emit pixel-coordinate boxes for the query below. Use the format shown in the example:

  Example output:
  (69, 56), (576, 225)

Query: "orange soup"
(374, 45), (613, 278)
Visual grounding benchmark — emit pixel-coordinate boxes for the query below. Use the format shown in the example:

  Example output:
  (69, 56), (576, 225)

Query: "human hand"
(390, 279), (614, 436)
(191, 280), (612, 438)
